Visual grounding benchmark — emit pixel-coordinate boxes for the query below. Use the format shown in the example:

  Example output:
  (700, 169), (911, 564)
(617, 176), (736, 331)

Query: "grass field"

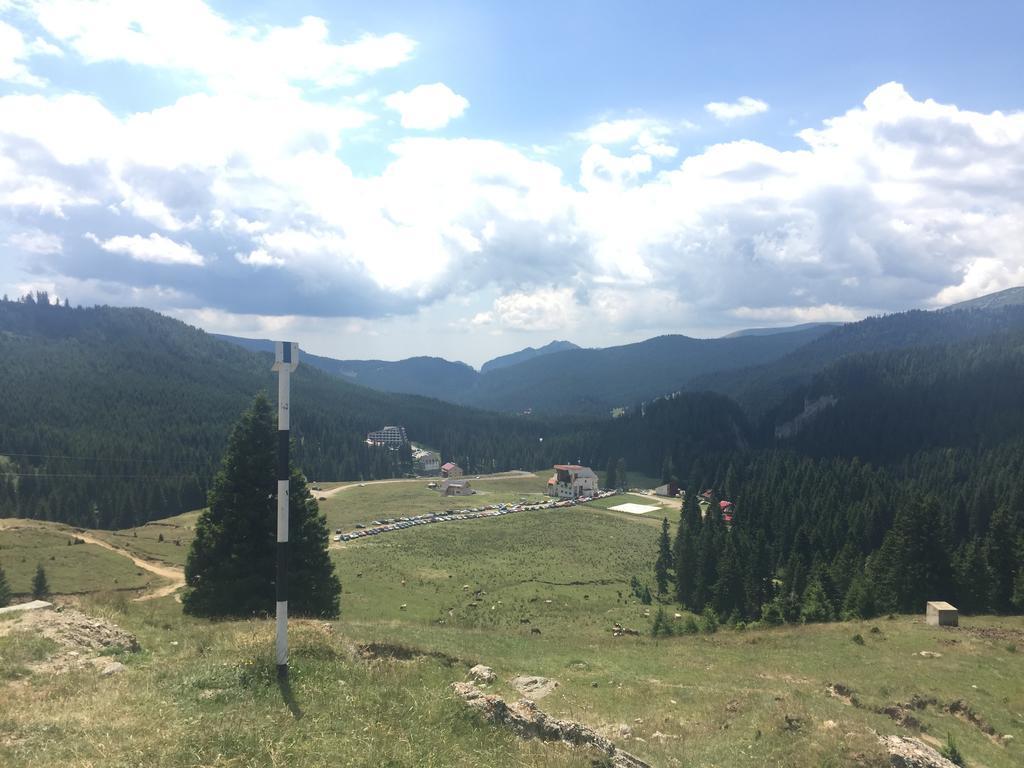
(89, 510), (200, 567)
(0, 523), (155, 595)
(1, 479), (1022, 767)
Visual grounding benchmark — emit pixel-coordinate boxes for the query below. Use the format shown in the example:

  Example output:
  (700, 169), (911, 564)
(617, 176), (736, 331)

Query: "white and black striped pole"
(272, 341), (299, 679)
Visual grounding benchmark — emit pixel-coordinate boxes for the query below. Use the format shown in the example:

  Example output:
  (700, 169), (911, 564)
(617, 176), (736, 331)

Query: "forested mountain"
(723, 322), (842, 338)
(219, 326), (835, 415)
(214, 334), (479, 402)
(479, 340), (580, 374)
(639, 329), (1024, 624)
(940, 285), (1024, 312)
(0, 296), (593, 528)
(693, 305), (1024, 415)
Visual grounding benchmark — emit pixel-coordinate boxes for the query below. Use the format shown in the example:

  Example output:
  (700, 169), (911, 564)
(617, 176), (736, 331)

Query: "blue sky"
(1, 1), (1023, 366)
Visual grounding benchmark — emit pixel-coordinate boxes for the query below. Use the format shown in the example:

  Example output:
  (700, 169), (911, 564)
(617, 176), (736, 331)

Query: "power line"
(0, 450), (210, 466)
(0, 471), (199, 480)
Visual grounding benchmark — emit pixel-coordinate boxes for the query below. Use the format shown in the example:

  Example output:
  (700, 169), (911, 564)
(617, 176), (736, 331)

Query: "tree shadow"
(277, 671), (303, 719)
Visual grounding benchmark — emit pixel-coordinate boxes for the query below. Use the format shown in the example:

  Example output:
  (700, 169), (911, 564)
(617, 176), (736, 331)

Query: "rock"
(1000, 734), (1014, 744)
(917, 651), (942, 658)
(512, 675), (559, 699)
(451, 682), (651, 768)
(469, 664), (497, 684)
(618, 724), (633, 737)
(879, 735), (959, 768)
(100, 661), (125, 676)
(822, 720), (838, 730)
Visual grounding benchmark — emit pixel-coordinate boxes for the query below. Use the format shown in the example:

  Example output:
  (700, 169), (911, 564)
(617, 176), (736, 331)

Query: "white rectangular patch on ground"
(609, 503), (661, 515)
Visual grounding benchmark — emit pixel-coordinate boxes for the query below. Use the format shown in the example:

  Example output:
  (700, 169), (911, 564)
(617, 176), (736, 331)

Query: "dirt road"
(71, 531), (185, 601)
(316, 470), (536, 498)
(0, 521), (184, 601)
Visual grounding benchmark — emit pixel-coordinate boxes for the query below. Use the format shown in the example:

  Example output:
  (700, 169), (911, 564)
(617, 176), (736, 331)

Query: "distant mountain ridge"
(480, 340), (580, 374)
(939, 285), (1024, 312)
(724, 322), (843, 338)
(217, 327), (836, 415)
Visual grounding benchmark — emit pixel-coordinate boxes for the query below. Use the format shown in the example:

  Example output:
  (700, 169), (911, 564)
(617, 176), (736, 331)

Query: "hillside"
(723, 322), (842, 338)
(0, 298), (593, 528)
(1, 504), (1021, 768)
(692, 305), (1024, 415)
(479, 340), (581, 374)
(940, 285), (1024, 312)
(219, 327), (836, 415)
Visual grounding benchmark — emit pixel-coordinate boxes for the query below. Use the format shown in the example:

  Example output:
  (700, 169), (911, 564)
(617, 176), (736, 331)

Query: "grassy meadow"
(89, 510), (200, 567)
(0, 523), (155, 595)
(0, 479), (1022, 767)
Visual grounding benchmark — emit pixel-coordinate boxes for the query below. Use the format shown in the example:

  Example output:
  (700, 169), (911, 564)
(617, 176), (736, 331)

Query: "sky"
(1, 1), (1023, 368)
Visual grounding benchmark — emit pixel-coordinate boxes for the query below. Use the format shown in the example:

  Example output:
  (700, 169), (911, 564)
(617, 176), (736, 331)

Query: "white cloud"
(31, 2), (415, 93)
(731, 304), (864, 323)
(0, 20), (62, 87)
(236, 248), (285, 268)
(573, 117), (683, 158)
(2, 2), (1023, 346)
(5, 229), (63, 255)
(705, 96), (769, 120)
(384, 83), (469, 130)
(86, 232), (205, 266)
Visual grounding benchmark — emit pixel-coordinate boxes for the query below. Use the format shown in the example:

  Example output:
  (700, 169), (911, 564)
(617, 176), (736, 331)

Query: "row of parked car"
(332, 490), (620, 542)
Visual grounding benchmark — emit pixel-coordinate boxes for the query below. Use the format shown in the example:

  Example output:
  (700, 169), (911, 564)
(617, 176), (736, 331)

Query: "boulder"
(469, 664), (497, 683)
(879, 735), (959, 768)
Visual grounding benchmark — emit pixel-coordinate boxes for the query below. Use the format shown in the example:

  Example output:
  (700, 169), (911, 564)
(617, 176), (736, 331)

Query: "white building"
(367, 425), (408, 448)
(547, 464), (599, 499)
(413, 448), (441, 475)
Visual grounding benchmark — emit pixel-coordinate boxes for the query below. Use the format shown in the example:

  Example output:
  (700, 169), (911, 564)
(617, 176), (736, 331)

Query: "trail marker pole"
(272, 341), (299, 679)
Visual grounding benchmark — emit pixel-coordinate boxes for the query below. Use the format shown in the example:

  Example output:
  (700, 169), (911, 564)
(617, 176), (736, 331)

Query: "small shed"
(926, 601), (958, 627)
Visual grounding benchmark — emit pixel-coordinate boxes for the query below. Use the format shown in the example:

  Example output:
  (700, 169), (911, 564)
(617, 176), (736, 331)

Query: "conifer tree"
(605, 459), (617, 490)
(32, 563), (50, 599)
(0, 563), (11, 607)
(654, 517), (673, 595)
(615, 458), (628, 490)
(183, 394), (341, 618)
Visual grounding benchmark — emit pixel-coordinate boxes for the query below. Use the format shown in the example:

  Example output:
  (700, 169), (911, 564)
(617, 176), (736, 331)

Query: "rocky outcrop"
(879, 735), (959, 768)
(452, 682), (651, 768)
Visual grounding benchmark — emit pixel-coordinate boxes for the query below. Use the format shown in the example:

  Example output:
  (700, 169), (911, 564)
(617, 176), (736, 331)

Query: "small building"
(441, 462), (463, 479)
(926, 601), (958, 627)
(413, 449), (441, 476)
(548, 464), (599, 499)
(655, 482), (679, 497)
(441, 479), (474, 496)
(367, 425), (408, 449)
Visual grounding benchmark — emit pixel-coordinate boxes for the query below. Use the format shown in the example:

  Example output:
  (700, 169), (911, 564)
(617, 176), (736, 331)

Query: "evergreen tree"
(673, 494), (698, 607)
(183, 394), (341, 618)
(615, 458), (628, 490)
(0, 564), (11, 607)
(801, 575), (835, 623)
(605, 459), (617, 490)
(32, 563), (50, 599)
(654, 517), (673, 595)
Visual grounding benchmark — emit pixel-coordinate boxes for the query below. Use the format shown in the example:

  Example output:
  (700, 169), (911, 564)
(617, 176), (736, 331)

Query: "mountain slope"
(0, 299), (592, 528)
(692, 305), (1024, 415)
(480, 340), (581, 374)
(461, 325), (837, 414)
(940, 285), (1024, 312)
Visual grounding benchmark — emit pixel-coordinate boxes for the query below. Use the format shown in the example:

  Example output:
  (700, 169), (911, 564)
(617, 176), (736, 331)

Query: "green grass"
(1, 481), (1022, 768)
(90, 510), (200, 567)
(0, 631), (59, 679)
(0, 525), (155, 595)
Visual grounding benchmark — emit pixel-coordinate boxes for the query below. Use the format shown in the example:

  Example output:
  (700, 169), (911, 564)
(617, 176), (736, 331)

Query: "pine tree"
(0, 564), (11, 607)
(654, 517), (673, 595)
(183, 394), (341, 618)
(605, 459), (617, 490)
(32, 563), (50, 599)
(615, 458), (628, 490)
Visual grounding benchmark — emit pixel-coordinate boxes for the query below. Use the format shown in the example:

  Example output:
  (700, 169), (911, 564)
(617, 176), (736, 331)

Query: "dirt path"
(0, 521), (184, 601)
(71, 531), (185, 601)
(318, 471), (536, 498)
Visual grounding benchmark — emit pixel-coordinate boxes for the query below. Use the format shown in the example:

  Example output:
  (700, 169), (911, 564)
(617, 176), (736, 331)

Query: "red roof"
(553, 464), (586, 470)
(722, 513), (734, 523)
(719, 500), (734, 509)
(441, 462), (458, 471)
